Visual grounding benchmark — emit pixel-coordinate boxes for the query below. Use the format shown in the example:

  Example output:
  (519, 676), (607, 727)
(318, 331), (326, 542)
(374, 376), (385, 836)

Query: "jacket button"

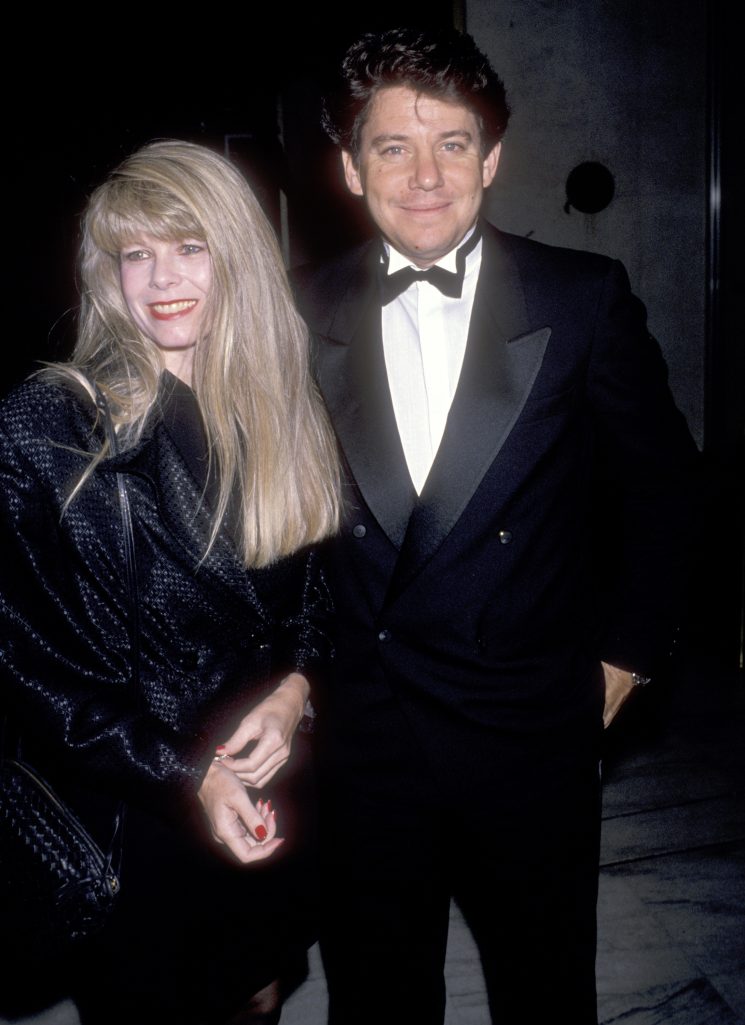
(498, 530), (512, 544)
(378, 629), (391, 643)
(352, 524), (367, 538)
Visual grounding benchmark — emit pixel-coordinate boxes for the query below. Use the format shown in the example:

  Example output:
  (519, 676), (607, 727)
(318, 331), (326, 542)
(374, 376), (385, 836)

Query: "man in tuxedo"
(294, 26), (700, 1025)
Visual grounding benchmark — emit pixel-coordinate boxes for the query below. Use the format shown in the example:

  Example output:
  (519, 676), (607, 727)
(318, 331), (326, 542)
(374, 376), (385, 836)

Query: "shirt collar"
(383, 223), (481, 278)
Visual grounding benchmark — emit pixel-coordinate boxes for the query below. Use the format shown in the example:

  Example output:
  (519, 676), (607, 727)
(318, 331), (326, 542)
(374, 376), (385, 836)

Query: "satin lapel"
(388, 227), (551, 598)
(315, 250), (416, 550)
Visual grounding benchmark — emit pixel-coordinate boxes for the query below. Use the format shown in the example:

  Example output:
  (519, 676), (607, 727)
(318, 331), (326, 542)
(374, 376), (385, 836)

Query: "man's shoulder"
(292, 239), (376, 297)
(483, 222), (618, 284)
(291, 238), (379, 335)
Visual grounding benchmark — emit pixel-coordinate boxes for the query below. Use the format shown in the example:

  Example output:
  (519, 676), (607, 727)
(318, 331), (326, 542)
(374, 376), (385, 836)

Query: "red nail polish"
(215, 744), (226, 753)
(255, 825), (268, 841)
(266, 800), (272, 812)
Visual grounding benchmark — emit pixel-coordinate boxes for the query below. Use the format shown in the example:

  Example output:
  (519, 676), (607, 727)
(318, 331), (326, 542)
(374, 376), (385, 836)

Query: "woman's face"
(119, 233), (212, 384)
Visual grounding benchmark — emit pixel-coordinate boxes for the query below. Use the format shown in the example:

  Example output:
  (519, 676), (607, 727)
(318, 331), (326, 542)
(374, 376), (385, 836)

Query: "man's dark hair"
(322, 26), (510, 162)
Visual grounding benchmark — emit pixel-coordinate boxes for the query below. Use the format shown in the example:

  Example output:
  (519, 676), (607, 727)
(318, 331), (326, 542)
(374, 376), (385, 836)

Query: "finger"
(255, 798), (278, 839)
(222, 785), (273, 843)
(603, 693), (627, 728)
(245, 763), (287, 789)
(240, 837), (285, 864)
(223, 829), (284, 864)
(231, 748), (289, 787)
(211, 811), (251, 861)
(238, 729), (289, 773)
(234, 761), (286, 789)
(213, 754), (282, 774)
(216, 811), (268, 855)
(261, 800), (277, 839)
(216, 717), (262, 758)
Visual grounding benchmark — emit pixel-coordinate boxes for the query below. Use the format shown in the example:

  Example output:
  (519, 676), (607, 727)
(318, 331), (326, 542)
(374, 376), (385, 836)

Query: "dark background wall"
(471, 0), (707, 445)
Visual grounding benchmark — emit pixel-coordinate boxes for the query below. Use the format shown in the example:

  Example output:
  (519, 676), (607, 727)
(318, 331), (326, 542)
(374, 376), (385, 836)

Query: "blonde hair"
(48, 140), (340, 567)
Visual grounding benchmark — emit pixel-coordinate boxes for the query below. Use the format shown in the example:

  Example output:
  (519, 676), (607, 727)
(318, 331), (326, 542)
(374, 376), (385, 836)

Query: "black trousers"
(318, 698), (602, 1025)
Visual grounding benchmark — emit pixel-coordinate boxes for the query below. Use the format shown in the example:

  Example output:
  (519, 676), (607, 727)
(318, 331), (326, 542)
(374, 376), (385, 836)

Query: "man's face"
(342, 86), (500, 268)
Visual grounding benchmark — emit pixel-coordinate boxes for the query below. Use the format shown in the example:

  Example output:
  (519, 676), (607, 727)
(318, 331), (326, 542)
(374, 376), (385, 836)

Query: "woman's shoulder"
(0, 373), (99, 455)
(1, 373), (96, 429)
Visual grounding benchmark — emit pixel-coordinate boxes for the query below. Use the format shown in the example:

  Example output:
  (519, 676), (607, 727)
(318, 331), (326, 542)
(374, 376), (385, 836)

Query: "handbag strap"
(96, 387), (140, 702)
(95, 386), (143, 872)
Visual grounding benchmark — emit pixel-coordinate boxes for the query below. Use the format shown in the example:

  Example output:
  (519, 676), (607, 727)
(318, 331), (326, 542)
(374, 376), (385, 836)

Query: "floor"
(5, 646), (744, 1025)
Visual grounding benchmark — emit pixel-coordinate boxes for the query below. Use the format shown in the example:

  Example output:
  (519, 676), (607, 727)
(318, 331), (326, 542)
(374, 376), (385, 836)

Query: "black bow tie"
(379, 226), (481, 305)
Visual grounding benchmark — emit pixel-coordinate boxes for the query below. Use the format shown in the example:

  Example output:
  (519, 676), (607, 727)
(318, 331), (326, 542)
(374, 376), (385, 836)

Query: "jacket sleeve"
(586, 260), (704, 675)
(0, 401), (212, 814)
(275, 546), (334, 687)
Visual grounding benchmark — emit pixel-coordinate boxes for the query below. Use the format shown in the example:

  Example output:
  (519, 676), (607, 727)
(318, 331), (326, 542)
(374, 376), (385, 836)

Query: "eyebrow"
(369, 129), (475, 148)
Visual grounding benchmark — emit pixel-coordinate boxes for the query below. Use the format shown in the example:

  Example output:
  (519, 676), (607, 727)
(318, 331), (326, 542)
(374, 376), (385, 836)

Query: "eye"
(380, 145), (405, 157)
(179, 241), (207, 255)
(441, 141), (466, 153)
(121, 248), (150, 262)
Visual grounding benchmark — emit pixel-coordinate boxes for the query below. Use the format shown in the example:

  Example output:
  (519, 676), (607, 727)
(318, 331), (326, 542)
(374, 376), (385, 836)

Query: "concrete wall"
(468, 0), (708, 443)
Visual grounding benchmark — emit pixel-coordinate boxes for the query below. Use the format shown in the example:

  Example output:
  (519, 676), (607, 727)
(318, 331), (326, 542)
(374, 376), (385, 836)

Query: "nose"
(409, 149), (444, 191)
(149, 253), (180, 290)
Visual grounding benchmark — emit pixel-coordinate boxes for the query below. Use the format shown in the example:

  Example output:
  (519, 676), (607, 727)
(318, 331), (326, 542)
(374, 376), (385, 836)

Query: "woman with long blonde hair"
(0, 140), (340, 1024)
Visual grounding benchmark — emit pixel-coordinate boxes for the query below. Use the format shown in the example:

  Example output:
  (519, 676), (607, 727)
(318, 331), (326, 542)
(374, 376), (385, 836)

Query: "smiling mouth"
(399, 202), (453, 215)
(148, 300), (198, 320)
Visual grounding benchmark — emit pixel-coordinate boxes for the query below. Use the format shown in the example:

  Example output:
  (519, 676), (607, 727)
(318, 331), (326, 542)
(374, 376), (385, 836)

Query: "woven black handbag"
(0, 387), (138, 945)
(0, 757), (122, 941)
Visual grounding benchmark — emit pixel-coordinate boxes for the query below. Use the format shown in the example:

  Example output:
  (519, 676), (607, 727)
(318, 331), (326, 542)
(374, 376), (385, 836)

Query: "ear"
(341, 150), (364, 196)
(481, 142), (501, 188)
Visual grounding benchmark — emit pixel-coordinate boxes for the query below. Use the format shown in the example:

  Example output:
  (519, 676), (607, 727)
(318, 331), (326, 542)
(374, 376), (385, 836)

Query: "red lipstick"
(147, 299), (198, 321)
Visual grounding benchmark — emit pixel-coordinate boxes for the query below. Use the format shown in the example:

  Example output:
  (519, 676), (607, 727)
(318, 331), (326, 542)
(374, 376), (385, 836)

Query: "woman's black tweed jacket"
(0, 374), (332, 818)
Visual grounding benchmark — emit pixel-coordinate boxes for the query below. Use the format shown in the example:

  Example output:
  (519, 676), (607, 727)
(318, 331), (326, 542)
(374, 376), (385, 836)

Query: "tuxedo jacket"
(295, 222), (700, 780)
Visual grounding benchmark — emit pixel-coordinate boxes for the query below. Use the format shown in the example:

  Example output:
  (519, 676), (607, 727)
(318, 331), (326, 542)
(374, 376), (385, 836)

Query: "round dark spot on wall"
(564, 162), (615, 214)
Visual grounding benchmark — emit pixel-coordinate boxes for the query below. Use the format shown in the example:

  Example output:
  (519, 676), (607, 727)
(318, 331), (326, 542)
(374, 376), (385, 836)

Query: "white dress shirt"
(382, 229), (482, 494)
